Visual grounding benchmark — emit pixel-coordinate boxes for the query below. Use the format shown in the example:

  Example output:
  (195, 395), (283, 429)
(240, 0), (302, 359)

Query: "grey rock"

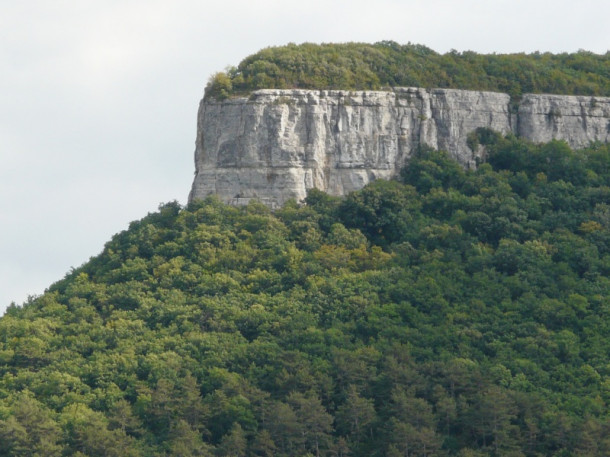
(189, 88), (610, 208)
(517, 94), (610, 148)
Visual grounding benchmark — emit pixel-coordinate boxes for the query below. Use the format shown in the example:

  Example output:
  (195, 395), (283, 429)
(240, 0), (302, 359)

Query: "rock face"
(189, 88), (610, 208)
(517, 94), (610, 147)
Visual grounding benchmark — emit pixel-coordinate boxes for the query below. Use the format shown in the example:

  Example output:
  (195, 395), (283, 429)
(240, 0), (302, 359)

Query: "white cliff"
(517, 94), (610, 147)
(189, 88), (610, 208)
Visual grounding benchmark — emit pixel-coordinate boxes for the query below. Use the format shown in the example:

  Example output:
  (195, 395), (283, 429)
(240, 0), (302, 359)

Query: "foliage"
(0, 137), (609, 455)
(204, 42), (610, 99)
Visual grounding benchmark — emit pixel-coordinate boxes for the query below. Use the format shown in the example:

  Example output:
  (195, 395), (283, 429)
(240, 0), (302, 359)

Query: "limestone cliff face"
(189, 88), (610, 208)
(517, 94), (610, 147)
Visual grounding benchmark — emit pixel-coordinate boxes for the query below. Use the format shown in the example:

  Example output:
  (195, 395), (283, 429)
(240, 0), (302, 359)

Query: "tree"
(338, 180), (420, 246)
(60, 403), (140, 457)
(206, 72), (233, 100)
(168, 420), (214, 457)
(385, 390), (442, 457)
(266, 401), (303, 455)
(288, 392), (334, 457)
(335, 385), (377, 442)
(108, 398), (143, 437)
(0, 393), (63, 457)
(250, 429), (277, 457)
(467, 386), (520, 455)
(216, 422), (247, 457)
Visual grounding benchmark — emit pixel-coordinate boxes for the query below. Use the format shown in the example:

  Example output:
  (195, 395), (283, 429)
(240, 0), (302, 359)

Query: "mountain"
(1, 43), (609, 456)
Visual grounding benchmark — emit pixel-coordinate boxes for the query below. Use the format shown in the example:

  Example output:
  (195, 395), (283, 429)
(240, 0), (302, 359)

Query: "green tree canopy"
(205, 42), (610, 99)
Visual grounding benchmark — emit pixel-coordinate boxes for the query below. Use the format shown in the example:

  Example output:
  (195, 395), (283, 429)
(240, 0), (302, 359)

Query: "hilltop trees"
(205, 42), (610, 99)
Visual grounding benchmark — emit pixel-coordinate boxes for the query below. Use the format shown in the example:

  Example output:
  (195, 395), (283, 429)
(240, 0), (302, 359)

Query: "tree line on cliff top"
(205, 42), (610, 100)
(0, 133), (609, 456)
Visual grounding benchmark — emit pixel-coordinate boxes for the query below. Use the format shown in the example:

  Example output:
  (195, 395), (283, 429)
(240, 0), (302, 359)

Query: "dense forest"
(204, 42), (610, 100)
(0, 132), (608, 456)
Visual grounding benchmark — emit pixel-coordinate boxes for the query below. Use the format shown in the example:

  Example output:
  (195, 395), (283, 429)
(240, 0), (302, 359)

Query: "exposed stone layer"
(517, 94), (610, 147)
(189, 88), (610, 208)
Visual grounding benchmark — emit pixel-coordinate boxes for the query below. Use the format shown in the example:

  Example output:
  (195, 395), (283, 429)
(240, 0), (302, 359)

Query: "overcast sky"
(1, 0), (608, 314)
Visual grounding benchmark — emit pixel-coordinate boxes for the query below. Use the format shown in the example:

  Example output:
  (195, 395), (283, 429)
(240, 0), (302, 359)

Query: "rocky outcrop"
(517, 94), (610, 147)
(189, 88), (610, 208)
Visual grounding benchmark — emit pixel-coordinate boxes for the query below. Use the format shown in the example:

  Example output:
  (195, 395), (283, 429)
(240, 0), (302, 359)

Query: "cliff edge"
(189, 88), (610, 208)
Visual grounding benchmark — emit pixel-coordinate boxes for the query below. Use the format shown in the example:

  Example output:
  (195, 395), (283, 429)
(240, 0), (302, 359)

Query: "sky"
(1, 0), (609, 314)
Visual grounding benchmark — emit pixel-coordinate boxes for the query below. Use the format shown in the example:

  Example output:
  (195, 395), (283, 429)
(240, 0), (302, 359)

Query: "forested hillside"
(0, 132), (608, 456)
(205, 42), (610, 99)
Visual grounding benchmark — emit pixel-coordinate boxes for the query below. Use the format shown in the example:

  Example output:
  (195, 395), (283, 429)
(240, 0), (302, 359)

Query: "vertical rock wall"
(189, 88), (610, 208)
(517, 94), (610, 147)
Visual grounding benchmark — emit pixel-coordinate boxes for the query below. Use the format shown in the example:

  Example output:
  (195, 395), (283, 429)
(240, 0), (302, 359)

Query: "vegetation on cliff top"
(1, 133), (609, 456)
(205, 42), (610, 100)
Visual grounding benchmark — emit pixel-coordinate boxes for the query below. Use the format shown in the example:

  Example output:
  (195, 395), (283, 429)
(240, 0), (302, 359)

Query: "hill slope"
(1, 134), (609, 456)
